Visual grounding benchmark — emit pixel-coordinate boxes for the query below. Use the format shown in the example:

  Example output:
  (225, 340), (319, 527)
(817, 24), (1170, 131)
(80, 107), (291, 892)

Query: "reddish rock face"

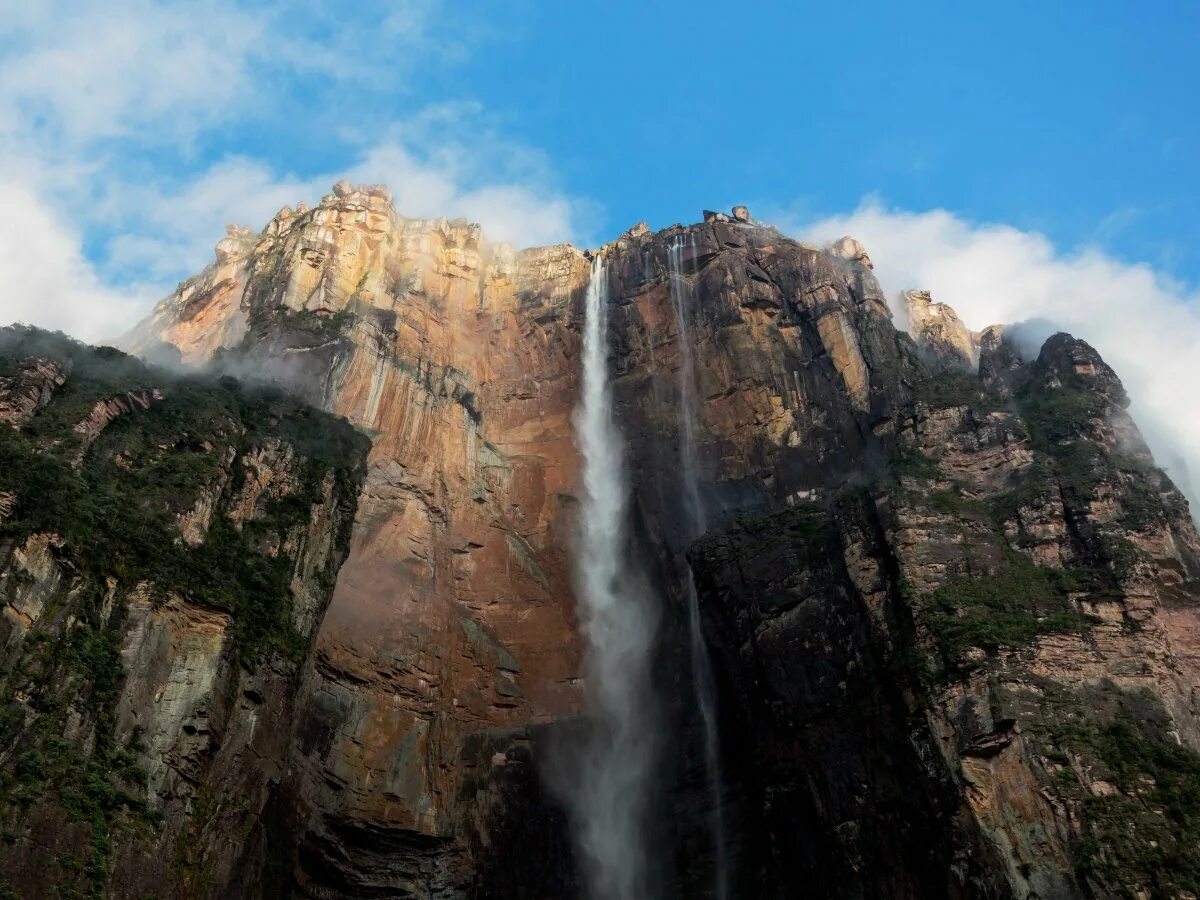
(133, 190), (598, 893)
(127, 187), (926, 893)
(110, 186), (1200, 900)
(279, 242), (595, 896)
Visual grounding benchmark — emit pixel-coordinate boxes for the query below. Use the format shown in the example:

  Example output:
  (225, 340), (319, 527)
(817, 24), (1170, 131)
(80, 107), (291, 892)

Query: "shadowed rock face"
(692, 327), (1200, 899)
(5, 185), (1198, 899)
(0, 327), (369, 899)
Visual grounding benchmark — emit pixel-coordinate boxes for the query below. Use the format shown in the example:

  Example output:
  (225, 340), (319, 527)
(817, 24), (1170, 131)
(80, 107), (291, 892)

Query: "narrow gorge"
(2, 183), (1198, 899)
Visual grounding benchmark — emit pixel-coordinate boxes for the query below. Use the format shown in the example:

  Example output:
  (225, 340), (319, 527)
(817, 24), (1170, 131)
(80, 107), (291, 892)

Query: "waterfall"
(667, 236), (730, 900)
(570, 256), (660, 900)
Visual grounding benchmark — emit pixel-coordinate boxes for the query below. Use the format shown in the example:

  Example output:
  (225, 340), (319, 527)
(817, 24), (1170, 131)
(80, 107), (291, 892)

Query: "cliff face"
(129, 192), (927, 895)
(0, 327), (369, 898)
(906, 289), (980, 372)
(134, 184), (594, 896)
(691, 331), (1200, 898)
(10, 184), (1195, 898)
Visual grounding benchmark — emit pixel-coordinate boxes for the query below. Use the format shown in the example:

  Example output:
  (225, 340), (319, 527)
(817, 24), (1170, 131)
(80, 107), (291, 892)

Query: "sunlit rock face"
(905, 289), (981, 372)
(88, 189), (1200, 899)
(127, 191), (926, 895)
(133, 185), (593, 895)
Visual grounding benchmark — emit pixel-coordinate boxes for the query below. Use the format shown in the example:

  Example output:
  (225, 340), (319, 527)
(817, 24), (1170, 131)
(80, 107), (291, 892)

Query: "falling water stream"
(572, 256), (659, 900)
(668, 237), (730, 900)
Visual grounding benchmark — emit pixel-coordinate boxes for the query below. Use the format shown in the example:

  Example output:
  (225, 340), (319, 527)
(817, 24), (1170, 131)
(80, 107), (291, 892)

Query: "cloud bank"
(0, 183), (159, 342)
(798, 199), (1200, 502)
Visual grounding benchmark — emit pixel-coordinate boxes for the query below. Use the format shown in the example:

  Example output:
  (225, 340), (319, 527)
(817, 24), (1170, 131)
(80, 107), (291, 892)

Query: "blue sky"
(450, 1), (1199, 278)
(2, 0), (1199, 485)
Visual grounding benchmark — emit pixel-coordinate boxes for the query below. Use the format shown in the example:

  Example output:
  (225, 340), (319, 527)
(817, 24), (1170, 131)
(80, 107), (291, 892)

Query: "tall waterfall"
(570, 256), (660, 900)
(667, 237), (729, 900)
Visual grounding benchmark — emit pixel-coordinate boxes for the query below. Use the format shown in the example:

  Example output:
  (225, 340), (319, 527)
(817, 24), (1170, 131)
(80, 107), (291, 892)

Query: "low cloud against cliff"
(799, 199), (1200, 498)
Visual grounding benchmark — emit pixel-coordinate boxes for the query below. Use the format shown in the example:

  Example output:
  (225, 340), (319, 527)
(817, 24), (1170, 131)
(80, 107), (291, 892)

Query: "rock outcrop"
(131, 184), (594, 896)
(2, 188), (1197, 899)
(121, 194), (925, 895)
(692, 325), (1200, 898)
(0, 356), (70, 427)
(906, 289), (981, 371)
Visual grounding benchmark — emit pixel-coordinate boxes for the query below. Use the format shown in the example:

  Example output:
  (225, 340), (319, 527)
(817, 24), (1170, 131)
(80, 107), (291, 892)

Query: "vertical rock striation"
(667, 234), (729, 900)
(690, 321), (1200, 898)
(131, 185), (594, 896)
(906, 289), (980, 372)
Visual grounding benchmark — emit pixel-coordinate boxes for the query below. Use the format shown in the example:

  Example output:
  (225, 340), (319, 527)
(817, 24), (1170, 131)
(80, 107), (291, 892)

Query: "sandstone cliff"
(2, 183), (1196, 899)
(691, 329), (1200, 898)
(0, 327), (368, 898)
(133, 184), (594, 896)
(906, 289), (981, 372)
(127, 189), (927, 895)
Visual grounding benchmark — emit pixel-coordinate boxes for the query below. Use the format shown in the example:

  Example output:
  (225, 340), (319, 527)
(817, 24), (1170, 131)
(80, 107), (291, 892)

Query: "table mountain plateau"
(1, 183), (1198, 899)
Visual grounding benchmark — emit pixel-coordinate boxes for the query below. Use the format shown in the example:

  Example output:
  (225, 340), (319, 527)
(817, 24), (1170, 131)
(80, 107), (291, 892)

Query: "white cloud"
(0, 0), (451, 151)
(0, 182), (156, 343)
(100, 128), (591, 287)
(0, 0), (266, 148)
(102, 158), (318, 281)
(0, 0), (592, 343)
(344, 122), (592, 247)
(796, 198), (1200, 501)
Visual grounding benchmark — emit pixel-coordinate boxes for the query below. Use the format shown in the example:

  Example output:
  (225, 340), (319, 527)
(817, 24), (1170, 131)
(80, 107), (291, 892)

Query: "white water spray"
(667, 236), (730, 900)
(571, 256), (660, 900)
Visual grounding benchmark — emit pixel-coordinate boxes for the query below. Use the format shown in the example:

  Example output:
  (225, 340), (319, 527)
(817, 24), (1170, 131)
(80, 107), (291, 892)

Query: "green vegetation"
(20, 345), (154, 447)
(987, 461), (1058, 525)
(861, 375), (1100, 681)
(266, 307), (356, 338)
(1016, 374), (1107, 454)
(0, 327), (368, 666)
(920, 558), (1095, 674)
(926, 487), (990, 518)
(0, 605), (158, 896)
(0, 326), (368, 895)
(1044, 696), (1200, 897)
(912, 370), (1003, 412)
(889, 447), (940, 483)
(1015, 375), (1175, 533)
(891, 351), (1198, 893)
(724, 502), (837, 558)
